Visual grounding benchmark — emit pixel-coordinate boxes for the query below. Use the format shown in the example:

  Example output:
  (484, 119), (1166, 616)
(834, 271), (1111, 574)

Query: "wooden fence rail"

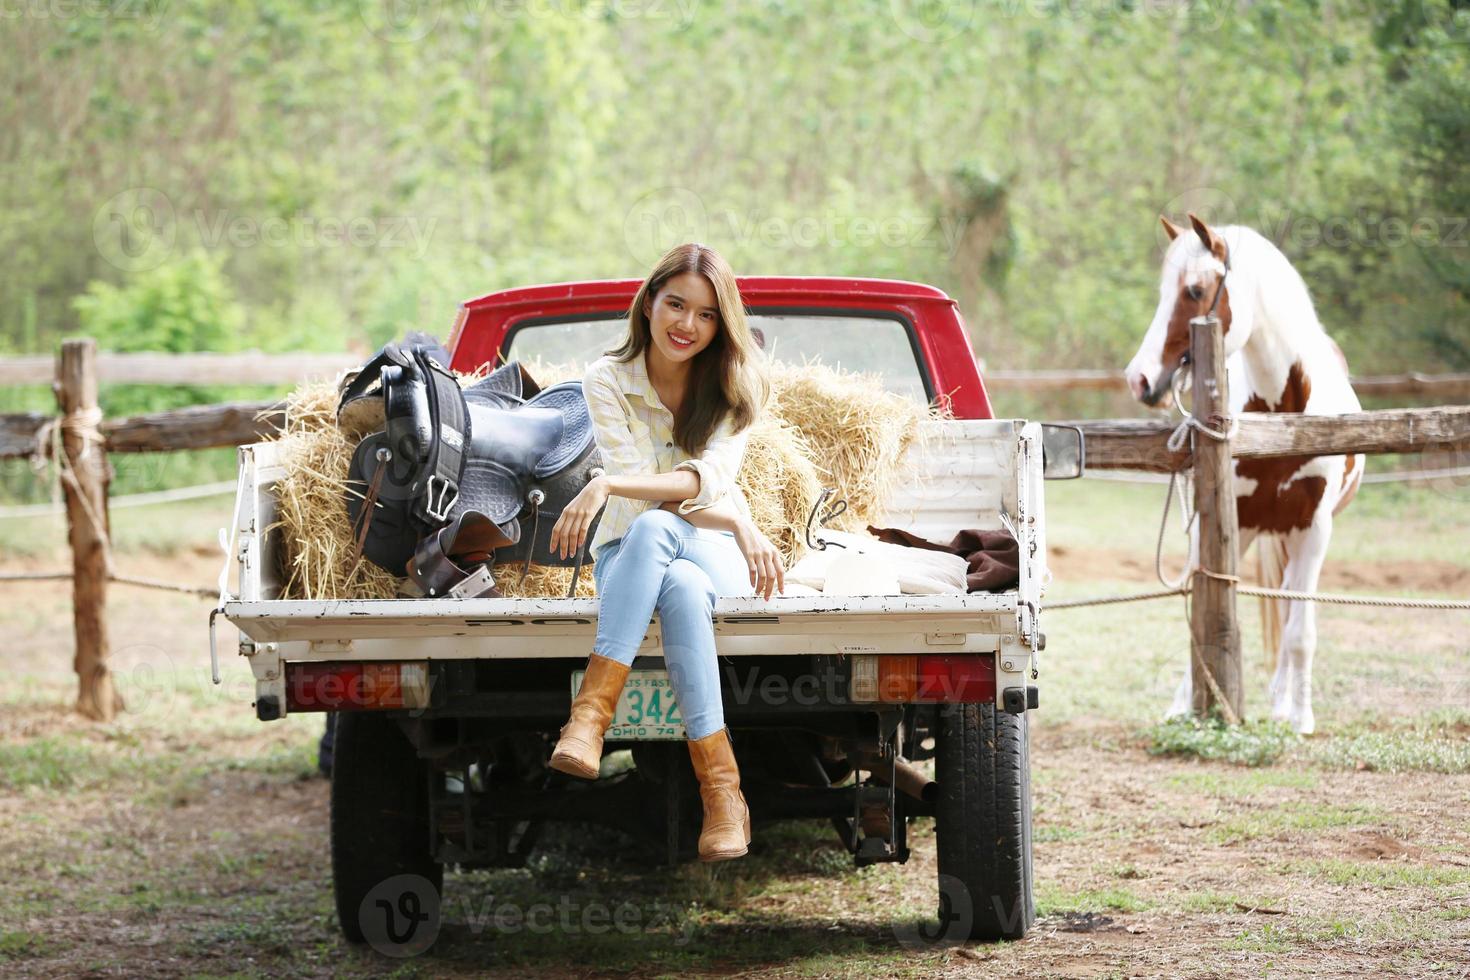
(3, 339), (1469, 726)
(7, 400), (1468, 467)
(3, 351), (1469, 399)
(983, 368), (1470, 399)
(1070, 407), (1470, 473)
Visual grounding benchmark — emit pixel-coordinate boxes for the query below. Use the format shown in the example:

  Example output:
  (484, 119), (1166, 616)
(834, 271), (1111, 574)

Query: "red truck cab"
(446, 276), (994, 419)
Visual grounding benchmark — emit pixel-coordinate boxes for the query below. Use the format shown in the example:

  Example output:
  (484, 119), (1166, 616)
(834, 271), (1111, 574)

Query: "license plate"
(570, 668), (686, 740)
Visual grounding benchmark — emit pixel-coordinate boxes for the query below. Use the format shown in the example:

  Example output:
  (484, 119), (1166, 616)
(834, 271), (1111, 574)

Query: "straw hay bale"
(266, 357), (927, 600)
(269, 381), (400, 600)
(766, 361), (933, 532)
(736, 411), (824, 568)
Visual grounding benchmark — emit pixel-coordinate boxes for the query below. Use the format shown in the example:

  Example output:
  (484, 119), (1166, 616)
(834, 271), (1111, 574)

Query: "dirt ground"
(2, 507), (1469, 978)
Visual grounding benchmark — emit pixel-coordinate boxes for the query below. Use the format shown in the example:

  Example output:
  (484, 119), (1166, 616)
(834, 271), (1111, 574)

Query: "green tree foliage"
(0, 0), (1465, 381)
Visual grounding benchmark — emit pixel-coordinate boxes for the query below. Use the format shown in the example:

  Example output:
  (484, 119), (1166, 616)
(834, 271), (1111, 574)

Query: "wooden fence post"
(1189, 315), (1243, 722)
(56, 339), (121, 721)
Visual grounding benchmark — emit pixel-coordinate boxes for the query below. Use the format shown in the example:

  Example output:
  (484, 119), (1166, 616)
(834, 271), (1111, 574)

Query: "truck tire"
(933, 702), (1034, 941)
(330, 712), (442, 944)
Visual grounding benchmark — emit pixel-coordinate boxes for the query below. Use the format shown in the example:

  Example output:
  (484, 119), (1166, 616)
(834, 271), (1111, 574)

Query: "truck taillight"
(285, 662), (431, 713)
(848, 654), (996, 703)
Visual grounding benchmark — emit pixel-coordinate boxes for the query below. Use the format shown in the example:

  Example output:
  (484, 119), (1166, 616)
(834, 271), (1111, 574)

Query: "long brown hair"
(609, 243), (768, 454)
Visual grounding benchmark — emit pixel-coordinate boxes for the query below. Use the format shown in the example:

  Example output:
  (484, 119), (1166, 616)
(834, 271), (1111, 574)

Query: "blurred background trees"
(1, 0), (1467, 493)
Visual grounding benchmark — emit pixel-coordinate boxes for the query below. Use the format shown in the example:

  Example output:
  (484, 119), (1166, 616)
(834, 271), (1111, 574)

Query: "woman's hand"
(550, 477), (610, 560)
(733, 518), (785, 600)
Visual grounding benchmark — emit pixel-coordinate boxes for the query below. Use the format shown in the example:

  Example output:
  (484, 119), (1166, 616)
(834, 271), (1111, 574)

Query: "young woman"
(546, 242), (784, 861)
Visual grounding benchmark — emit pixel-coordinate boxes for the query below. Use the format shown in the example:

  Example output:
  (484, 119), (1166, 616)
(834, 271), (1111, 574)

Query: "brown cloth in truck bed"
(865, 525), (1020, 593)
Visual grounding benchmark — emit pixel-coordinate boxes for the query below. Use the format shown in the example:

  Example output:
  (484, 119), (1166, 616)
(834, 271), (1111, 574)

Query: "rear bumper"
(224, 595), (1035, 722)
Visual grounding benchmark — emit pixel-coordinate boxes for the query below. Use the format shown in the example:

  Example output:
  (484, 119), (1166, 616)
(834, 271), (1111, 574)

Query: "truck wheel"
(330, 712), (443, 944)
(933, 702), (1034, 941)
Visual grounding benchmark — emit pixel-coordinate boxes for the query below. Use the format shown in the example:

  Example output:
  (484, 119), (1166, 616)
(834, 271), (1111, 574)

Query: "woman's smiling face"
(644, 271), (721, 367)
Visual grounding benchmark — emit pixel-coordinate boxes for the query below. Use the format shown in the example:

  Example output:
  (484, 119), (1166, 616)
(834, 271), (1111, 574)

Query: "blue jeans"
(592, 509), (752, 740)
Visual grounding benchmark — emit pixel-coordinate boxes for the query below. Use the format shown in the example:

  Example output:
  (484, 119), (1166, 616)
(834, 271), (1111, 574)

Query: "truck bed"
(220, 419), (1046, 706)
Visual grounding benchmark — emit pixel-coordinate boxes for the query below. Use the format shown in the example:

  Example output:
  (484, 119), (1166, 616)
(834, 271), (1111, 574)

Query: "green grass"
(0, 737), (127, 791)
(1, 437), (1467, 976)
(1034, 823), (1085, 843)
(1180, 890), (1288, 914)
(0, 491), (235, 558)
(1166, 767), (1320, 794)
(1296, 859), (1470, 890)
(1224, 922), (1294, 952)
(1229, 911), (1460, 949)
(0, 930), (57, 962)
(1040, 477), (1470, 736)
(1303, 730), (1470, 774)
(1035, 884), (1150, 915)
(1144, 717), (1296, 767)
(1208, 803), (1387, 845)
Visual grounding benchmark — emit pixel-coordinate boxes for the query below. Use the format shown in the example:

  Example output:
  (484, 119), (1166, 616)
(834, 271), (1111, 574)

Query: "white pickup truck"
(218, 276), (1079, 945)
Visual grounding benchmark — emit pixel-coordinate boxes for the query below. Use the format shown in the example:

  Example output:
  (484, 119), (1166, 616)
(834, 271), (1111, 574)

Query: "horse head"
(1126, 212), (1251, 407)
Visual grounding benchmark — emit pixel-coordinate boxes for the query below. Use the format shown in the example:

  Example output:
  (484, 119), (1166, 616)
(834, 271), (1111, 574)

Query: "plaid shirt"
(583, 353), (754, 558)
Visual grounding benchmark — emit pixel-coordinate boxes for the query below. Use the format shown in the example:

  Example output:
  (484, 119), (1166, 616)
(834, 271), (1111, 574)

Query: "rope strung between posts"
(5, 407), (216, 599)
(1235, 583), (1470, 609)
(1048, 579), (1470, 611)
(1048, 456), (1470, 612)
(1053, 362), (1470, 610)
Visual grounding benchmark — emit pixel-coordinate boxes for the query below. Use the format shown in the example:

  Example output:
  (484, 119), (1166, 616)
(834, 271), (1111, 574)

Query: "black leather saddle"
(339, 347), (604, 597)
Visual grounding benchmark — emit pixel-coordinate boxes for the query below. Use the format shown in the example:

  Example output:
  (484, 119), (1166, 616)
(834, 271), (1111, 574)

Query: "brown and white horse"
(1125, 213), (1363, 734)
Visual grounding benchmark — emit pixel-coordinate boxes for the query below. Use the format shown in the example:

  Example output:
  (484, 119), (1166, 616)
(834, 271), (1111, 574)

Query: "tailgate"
(223, 592), (1020, 659)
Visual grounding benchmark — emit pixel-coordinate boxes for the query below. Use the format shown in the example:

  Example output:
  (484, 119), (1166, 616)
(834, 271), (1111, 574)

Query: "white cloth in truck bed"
(785, 530), (969, 596)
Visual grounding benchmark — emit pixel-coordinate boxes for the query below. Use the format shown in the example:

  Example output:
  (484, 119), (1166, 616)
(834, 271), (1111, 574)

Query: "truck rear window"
(504, 314), (929, 403)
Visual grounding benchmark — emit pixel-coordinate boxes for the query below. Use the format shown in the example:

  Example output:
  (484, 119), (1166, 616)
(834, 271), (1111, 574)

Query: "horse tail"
(1256, 534), (1289, 675)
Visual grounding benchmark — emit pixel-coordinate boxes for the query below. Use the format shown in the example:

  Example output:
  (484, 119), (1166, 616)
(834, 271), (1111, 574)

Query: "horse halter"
(1177, 235), (1231, 379)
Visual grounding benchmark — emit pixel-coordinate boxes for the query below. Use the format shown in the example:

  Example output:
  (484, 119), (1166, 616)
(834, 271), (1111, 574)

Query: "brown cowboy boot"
(686, 727), (752, 861)
(549, 653), (630, 779)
